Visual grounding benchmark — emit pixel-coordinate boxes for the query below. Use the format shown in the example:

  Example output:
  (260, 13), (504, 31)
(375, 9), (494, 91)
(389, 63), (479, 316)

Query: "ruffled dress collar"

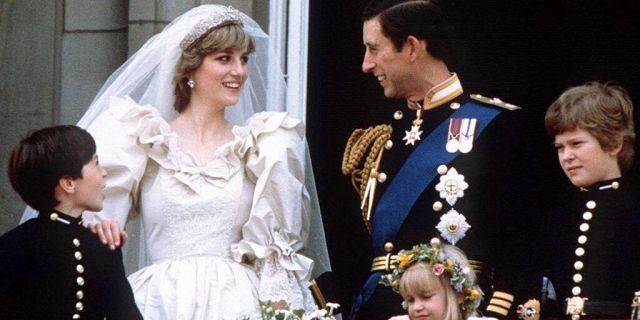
(107, 96), (300, 195)
(108, 96), (240, 194)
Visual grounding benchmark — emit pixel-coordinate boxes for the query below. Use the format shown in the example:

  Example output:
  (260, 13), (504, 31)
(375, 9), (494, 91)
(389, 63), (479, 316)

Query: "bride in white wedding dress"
(66, 5), (329, 319)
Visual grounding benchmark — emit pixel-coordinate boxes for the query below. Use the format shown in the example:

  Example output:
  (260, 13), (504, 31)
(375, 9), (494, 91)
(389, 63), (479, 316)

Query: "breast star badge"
(435, 167), (468, 206)
(436, 209), (471, 245)
(403, 125), (423, 146)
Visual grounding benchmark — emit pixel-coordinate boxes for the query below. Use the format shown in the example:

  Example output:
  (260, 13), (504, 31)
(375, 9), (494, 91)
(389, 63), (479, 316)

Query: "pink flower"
(432, 263), (445, 276)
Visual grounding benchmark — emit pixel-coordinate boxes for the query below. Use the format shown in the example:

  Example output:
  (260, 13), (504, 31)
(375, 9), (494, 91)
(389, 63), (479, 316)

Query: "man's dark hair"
(363, 0), (453, 61)
(8, 125), (96, 212)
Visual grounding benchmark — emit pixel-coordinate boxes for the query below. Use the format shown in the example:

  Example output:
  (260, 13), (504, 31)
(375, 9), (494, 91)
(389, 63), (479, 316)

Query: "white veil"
(20, 4), (330, 279)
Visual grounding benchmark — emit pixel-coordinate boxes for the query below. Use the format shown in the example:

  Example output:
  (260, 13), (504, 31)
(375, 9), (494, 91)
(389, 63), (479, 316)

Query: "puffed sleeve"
(84, 96), (158, 228)
(231, 112), (315, 307)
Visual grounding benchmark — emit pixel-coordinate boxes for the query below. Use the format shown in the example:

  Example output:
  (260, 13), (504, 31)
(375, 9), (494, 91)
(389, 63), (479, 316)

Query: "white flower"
(326, 303), (340, 315)
(436, 209), (471, 245)
(275, 309), (292, 317)
(303, 309), (328, 320)
(435, 167), (468, 205)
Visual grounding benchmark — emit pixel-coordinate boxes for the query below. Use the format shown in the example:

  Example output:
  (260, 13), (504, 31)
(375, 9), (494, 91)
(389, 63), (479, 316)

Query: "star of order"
(403, 125), (423, 146)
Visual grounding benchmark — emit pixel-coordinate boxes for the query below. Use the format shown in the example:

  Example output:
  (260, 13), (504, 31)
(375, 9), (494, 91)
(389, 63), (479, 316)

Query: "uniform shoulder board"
(470, 94), (522, 111)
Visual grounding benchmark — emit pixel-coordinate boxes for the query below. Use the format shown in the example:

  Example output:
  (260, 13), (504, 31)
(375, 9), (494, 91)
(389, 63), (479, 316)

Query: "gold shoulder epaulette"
(470, 94), (522, 111)
(342, 124), (392, 233)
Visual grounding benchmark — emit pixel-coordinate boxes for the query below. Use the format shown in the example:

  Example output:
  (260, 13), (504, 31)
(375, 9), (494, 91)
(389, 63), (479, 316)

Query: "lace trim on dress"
(256, 255), (317, 312)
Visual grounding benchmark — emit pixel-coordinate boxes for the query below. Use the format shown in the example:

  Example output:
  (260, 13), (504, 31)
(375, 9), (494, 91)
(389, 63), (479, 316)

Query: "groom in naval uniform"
(342, 1), (547, 319)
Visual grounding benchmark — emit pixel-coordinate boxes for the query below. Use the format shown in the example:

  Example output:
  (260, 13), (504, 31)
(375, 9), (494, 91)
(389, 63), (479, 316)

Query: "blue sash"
(350, 102), (502, 319)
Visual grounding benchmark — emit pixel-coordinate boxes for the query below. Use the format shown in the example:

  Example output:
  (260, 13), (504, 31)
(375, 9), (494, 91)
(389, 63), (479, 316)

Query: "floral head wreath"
(380, 238), (483, 313)
(179, 6), (243, 50)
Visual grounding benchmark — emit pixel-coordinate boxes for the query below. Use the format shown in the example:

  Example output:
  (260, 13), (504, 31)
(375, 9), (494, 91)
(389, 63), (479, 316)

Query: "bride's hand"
(89, 219), (128, 250)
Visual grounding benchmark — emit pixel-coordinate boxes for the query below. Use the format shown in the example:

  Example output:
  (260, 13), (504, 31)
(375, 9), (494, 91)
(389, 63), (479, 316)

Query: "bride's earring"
(187, 79), (195, 88)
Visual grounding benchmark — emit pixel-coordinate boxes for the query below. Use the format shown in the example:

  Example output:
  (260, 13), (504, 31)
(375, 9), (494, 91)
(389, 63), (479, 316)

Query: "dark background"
(306, 0), (639, 313)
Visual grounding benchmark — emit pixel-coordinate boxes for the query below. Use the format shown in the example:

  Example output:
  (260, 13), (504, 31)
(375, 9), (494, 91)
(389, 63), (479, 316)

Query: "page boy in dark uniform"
(0, 125), (142, 320)
(517, 82), (640, 320)
(342, 0), (546, 319)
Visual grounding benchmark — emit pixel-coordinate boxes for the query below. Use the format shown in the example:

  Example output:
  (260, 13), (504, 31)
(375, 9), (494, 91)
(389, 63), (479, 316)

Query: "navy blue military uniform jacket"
(0, 210), (142, 320)
(530, 177), (640, 319)
(348, 78), (547, 319)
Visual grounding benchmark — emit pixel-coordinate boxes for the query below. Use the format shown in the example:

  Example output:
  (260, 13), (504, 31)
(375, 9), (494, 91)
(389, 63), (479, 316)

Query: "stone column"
(60, 0), (128, 124)
(0, 0), (59, 232)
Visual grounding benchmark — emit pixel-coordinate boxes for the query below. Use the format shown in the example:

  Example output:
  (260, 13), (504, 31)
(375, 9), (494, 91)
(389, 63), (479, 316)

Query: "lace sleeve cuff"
(255, 255), (315, 311)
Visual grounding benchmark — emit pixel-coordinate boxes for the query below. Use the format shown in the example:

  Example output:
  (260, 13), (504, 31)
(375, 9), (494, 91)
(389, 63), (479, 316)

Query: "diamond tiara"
(179, 6), (243, 50)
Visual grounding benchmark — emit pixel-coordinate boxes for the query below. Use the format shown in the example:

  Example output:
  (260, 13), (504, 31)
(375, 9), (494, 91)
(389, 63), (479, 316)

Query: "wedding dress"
(85, 96), (317, 319)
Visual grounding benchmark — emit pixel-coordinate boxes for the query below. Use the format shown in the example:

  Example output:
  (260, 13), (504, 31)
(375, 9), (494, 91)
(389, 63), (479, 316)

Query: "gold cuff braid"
(487, 291), (514, 316)
(371, 255), (487, 274)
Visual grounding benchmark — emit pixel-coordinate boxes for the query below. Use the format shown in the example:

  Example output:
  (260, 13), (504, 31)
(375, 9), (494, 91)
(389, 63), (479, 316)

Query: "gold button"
(586, 201), (596, 209)
(73, 238), (80, 247)
(572, 286), (581, 296)
(612, 181), (620, 190)
(579, 223), (589, 232)
(574, 261), (583, 270)
(377, 172), (387, 183)
(385, 140), (393, 150)
(430, 237), (441, 247)
(575, 247), (585, 257)
(582, 212), (592, 221)
(383, 242), (394, 253)
(393, 110), (403, 120)
(432, 201), (443, 212)
(450, 102), (460, 110)
(573, 273), (583, 283)
(72, 314), (80, 319)
(577, 235), (587, 244)
(76, 290), (84, 299)
(49, 213), (59, 221)
(76, 264), (84, 274)
(76, 277), (85, 286)
(437, 165), (448, 175)
(75, 302), (84, 311)
(74, 251), (82, 260)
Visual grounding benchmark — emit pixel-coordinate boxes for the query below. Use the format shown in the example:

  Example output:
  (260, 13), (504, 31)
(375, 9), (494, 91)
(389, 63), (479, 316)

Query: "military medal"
(435, 167), (468, 205)
(403, 124), (423, 145)
(447, 118), (477, 153)
(403, 108), (424, 146)
(436, 209), (470, 245)
(459, 118), (477, 153)
(446, 118), (462, 153)
(434, 166), (471, 245)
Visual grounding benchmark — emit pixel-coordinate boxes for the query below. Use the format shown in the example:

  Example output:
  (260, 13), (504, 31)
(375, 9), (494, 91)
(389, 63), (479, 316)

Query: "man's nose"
(362, 53), (375, 73)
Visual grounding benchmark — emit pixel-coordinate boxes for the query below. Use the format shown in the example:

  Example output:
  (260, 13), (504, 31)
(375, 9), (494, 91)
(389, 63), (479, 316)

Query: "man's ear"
(405, 36), (427, 62)
(58, 176), (76, 194)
